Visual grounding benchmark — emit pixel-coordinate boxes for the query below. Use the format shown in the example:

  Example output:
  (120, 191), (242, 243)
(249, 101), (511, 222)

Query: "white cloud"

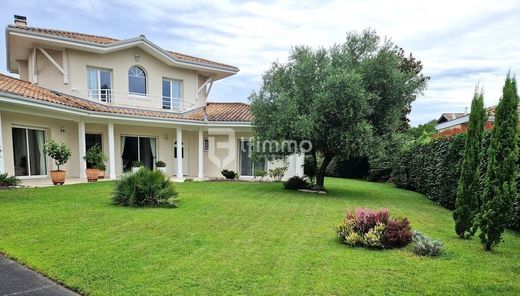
(2, 0), (520, 125)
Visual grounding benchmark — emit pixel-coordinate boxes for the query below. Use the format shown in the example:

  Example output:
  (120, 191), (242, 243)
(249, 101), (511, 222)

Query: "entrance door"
(173, 141), (188, 175)
(12, 127), (47, 176)
(121, 136), (157, 171)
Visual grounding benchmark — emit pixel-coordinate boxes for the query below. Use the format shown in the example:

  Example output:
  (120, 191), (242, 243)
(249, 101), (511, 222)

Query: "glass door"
(239, 140), (266, 176)
(12, 127), (47, 176)
(121, 136), (156, 171)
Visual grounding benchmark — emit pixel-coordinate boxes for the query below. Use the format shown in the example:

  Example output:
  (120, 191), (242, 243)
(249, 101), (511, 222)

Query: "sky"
(1, 0), (519, 126)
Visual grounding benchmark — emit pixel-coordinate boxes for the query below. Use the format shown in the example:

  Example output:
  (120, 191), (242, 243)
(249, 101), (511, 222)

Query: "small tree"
(43, 140), (71, 171)
(476, 74), (519, 251)
(453, 88), (487, 238)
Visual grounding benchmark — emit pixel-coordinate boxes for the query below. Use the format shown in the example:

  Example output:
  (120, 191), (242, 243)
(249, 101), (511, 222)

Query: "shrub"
(382, 218), (413, 248)
(155, 160), (166, 167)
(112, 168), (178, 207)
(0, 173), (20, 187)
(43, 140), (71, 171)
(269, 167), (287, 181)
(221, 169), (237, 180)
(335, 208), (412, 249)
(254, 169), (267, 179)
(283, 176), (309, 190)
(83, 144), (107, 170)
(132, 160), (144, 168)
(412, 232), (444, 257)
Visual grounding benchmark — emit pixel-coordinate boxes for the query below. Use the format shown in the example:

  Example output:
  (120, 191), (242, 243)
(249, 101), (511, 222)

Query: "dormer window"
(87, 67), (112, 102)
(128, 66), (147, 96)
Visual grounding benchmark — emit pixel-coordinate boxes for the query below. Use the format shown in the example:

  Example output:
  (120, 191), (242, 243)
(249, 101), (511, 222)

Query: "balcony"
(71, 89), (196, 112)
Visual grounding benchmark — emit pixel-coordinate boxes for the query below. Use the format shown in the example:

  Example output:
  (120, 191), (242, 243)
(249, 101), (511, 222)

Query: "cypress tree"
(453, 89), (486, 238)
(476, 74), (519, 251)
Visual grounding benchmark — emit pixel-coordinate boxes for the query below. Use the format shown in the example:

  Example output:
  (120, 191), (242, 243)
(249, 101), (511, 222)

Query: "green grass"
(0, 178), (519, 295)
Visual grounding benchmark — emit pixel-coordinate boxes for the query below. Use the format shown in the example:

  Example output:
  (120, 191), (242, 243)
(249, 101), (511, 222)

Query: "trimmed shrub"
(112, 168), (178, 207)
(334, 208), (412, 249)
(254, 169), (267, 179)
(283, 176), (309, 190)
(155, 160), (166, 167)
(269, 167), (287, 181)
(0, 173), (20, 187)
(382, 218), (413, 248)
(221, 169), (237, 180)
(132, 160), (144, 168)
(412, 231), (444, 257)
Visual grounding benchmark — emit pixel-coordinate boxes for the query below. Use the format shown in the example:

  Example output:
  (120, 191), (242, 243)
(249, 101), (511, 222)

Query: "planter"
(132, 167), (141, 173)
(50, 170), (66, 185)
(98, 170), (105, 179)
(86, 168), (100, 182)
(157, 167), (167, 174)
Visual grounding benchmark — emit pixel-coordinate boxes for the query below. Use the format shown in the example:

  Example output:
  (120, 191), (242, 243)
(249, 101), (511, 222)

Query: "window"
(239, 140), (266, 176)
(203, 139), (209, 151)
(162, 79), (182, 110)
(87, 67), (112, 102)
(174, 141), (184, 158)
(128, 66), (147, 95)
(12, 127), (46, 176)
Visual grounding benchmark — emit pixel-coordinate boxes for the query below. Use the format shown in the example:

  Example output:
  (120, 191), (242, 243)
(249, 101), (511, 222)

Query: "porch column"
(78, 119), (86, 179)
(176, 127), (183, 180)
(198, 129), (204, 179)
(108, 122), (116, 179)
(0, 111), (4, 173)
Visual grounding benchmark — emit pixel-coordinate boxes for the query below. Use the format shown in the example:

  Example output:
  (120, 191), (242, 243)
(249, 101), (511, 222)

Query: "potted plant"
(132, 161), (144, 173)
(43, 140), (72, 185)
(97, 163), (107, 179)
(83, 144), (107, 182)
(155, 160), (167, 174)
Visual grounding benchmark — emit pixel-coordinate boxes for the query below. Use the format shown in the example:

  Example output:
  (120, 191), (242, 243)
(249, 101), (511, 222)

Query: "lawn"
(0, 178), (519, 295)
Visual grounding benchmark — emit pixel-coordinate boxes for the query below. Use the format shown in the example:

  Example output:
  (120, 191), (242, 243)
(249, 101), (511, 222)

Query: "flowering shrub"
(334, 208), (413, 249)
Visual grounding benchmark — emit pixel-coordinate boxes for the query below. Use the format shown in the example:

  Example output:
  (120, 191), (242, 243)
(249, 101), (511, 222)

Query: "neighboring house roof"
(6, 24), (239, 72)
(0, 74), (251, 123)
(437, 112), (466, 124)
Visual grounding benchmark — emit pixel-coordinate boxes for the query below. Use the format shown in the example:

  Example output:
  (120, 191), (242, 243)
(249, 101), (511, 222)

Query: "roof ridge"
(9, 24), (119, 42)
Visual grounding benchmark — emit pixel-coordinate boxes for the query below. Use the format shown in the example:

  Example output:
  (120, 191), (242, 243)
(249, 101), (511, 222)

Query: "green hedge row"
(381, 132), (520, 231)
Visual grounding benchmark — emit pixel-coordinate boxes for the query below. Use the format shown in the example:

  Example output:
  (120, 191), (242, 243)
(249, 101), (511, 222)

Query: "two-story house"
(0, 15), (303, 183)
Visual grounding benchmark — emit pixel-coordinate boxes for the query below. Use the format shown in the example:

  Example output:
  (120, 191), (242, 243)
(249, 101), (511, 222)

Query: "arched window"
(128, 66), (147, 95)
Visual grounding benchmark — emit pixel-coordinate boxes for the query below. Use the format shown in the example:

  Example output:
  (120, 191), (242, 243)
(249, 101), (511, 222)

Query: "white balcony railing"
(72, 89), (196, 113)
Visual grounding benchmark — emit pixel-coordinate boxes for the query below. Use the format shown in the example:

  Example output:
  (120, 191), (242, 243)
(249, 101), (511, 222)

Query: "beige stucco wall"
(28, 46), (209, 111)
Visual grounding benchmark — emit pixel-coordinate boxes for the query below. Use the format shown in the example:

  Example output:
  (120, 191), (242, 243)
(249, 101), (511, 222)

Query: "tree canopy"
(250, 29), (428, 190)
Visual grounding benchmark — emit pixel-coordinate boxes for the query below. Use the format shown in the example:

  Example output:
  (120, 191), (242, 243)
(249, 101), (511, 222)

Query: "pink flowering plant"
(334, 208), (413, 249)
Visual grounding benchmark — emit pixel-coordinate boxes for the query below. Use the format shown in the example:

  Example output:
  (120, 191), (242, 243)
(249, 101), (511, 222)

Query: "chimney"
(14, 15), (27, 26)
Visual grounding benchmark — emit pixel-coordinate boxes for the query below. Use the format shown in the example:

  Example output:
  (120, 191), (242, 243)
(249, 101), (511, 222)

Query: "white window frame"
(162, 78), (183, 111)
(128, 66), (148, 96)
(238, 139), (267, 177)
(87, 67), (113, 102)
(12, 125), (48, 178)
(120, 135), (158, 170)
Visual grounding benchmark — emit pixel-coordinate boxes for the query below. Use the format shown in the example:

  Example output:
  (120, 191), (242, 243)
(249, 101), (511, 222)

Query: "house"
(435, 106), (517, 133)
(0, 15), (304, 182)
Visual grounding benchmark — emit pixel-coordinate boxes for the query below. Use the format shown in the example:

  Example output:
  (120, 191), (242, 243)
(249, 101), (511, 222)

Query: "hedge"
(386, 132), (520, 231)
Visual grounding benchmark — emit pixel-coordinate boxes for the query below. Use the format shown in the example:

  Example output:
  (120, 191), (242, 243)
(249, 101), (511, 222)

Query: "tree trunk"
(315, 154), (334, 191)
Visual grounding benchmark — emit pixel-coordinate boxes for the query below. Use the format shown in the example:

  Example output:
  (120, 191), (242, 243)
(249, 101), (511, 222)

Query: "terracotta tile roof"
(205, 102), (252, 122)
(8, 25), (238, 71)
(437, 112), (466, 123)
(0, 74), (251, 123)
(9, 24), (118, 44)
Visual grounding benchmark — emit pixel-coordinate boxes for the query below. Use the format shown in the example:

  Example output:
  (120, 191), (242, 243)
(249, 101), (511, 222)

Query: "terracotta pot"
(98, 170), (105, 179)
(50, 170), (66, 185)
(132, 167), (140, 173)
(86, 168), (100, 182)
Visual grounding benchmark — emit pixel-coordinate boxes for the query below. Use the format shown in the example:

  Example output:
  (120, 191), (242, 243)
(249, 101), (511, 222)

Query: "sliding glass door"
(239, 140), (266, 176)
(121, 136), (157, 171)
(12, 127), (46, 176)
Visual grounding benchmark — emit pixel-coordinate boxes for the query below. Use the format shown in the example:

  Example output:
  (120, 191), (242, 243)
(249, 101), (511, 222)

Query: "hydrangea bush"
(334, 208), (413, 249)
